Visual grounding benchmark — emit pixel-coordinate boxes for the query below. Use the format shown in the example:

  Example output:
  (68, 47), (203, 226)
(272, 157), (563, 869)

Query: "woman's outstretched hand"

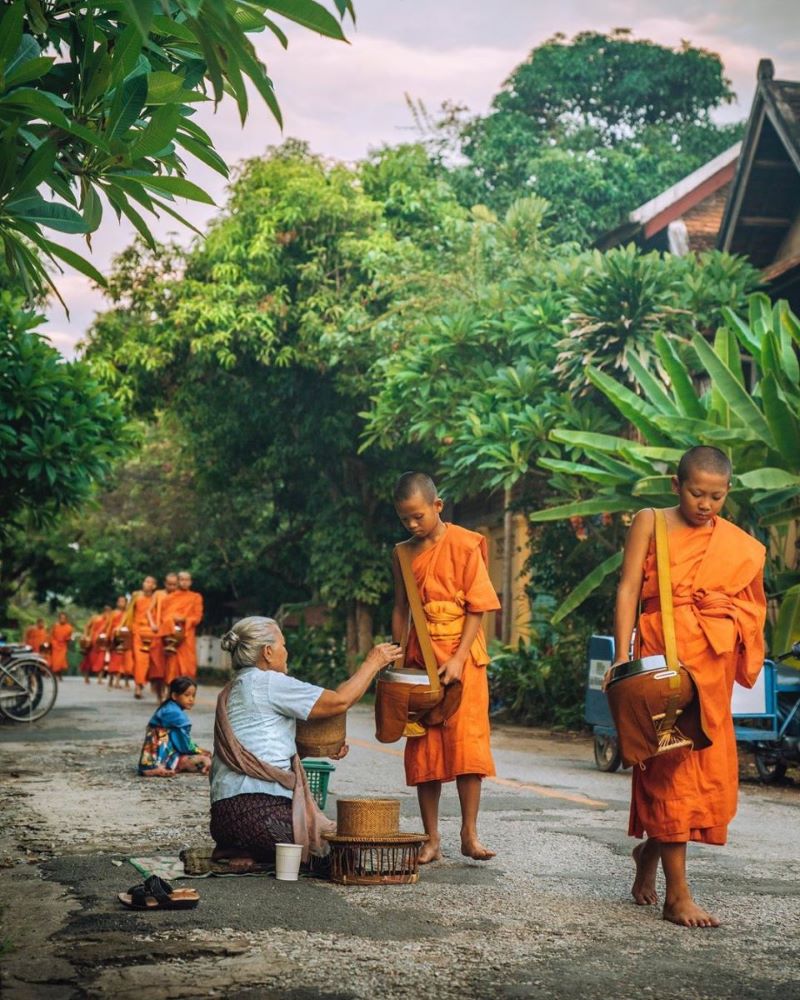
(328, 743), (350, 761)
(363, 642), (404, 672)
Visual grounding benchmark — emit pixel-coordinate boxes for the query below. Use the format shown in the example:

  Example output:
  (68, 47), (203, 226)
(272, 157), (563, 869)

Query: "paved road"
(1, 677), (798, 999)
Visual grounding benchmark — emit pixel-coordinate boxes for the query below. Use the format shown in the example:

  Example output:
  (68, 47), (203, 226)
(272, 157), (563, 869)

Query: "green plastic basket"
(302, 760), (336, 810)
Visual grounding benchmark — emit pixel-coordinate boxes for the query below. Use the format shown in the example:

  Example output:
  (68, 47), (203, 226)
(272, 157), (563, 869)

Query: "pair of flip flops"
(118, 875), (200, 910)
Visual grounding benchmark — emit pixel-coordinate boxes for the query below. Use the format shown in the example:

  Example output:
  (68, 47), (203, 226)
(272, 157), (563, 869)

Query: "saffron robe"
(80, 614), (111, 675)
(631, 515), (766, 845)
(107, 609), (129, 675)
(130, 591), (161, 686)
(160, 589), (203, 680)
(23, 625), (47, 652)
(49, 623), (73, 672)
(402, 523), (501, 785)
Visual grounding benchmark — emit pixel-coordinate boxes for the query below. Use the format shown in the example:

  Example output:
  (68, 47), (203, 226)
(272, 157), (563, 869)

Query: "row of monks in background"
(22, 572), (203, 700)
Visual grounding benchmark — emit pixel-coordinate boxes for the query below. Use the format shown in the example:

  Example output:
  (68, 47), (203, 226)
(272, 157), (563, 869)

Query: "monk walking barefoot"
(632, 839), (659, 905)
(392, 473), (500, 863)
(612, 447), (766, 928)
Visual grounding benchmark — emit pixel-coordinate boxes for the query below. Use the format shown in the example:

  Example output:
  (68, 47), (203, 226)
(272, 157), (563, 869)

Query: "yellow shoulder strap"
(395, 543), (441, 693)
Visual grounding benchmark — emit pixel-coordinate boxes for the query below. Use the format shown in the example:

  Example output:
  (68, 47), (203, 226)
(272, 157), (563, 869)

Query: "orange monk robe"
(80, 614), (110, 675)
(403, 523), (501, 786)
(129, 592), (161, 687)
(23, 625), (47, 652)
(632, 515), (766, 846)
(49, 623), (74, 673)
(107, 609), (127, 675)
(160, 589), (204, 681)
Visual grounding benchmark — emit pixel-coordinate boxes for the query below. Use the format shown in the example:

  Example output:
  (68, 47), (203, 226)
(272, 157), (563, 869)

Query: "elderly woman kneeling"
(210, 616), (401, 869)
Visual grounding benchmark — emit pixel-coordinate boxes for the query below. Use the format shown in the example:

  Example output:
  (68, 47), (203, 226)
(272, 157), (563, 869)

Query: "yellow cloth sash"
(423, 593), (487, 665)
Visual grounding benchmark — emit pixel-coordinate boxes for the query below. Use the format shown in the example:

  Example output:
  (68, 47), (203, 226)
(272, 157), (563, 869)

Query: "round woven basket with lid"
(295, 713), (346, 758)
(335, 797), (400, 839)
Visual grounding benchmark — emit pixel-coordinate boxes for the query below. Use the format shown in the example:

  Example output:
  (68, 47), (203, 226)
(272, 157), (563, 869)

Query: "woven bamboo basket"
(335, 797), (400, 839)
(295, 712), (346, 758)
(325, 835), (427, 886)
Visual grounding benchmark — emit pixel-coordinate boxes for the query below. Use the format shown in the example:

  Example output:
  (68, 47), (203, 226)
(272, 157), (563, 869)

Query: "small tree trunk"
(345, 604), (358, 672)
(356, 601), (373, 657)
(502, 488), (514, 646)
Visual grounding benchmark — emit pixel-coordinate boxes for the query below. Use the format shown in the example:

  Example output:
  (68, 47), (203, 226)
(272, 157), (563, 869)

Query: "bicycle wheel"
(0, 661), (58, 722)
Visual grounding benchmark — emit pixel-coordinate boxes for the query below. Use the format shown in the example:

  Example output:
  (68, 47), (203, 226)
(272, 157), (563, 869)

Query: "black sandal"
(118, 874), (200, 910)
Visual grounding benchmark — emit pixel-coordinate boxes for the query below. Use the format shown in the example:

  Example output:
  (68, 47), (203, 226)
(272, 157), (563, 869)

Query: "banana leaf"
(691, 334), (775, 448)
(654, 333), (705, 419)
(551, 550), (623, 625)
(736, 468), (800, 490)
(587, 366), (673, 447)
(625, 353), (679, 416)
(529, 496), (633, 522)
(760, 374), (800, 468)
(537, 457), (629, 487)
(549, 429), (631, 453)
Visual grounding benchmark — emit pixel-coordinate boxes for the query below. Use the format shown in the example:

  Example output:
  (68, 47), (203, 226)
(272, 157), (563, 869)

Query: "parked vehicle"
(0, 636), (58, 722)
(584, 635), (800, 782)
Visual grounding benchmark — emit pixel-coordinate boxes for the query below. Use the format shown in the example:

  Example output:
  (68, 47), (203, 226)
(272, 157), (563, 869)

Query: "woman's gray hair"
(220, 616), (281, 670)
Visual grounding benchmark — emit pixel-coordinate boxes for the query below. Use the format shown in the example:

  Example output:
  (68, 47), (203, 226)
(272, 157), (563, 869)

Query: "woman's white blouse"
(210, 667), (324, 803)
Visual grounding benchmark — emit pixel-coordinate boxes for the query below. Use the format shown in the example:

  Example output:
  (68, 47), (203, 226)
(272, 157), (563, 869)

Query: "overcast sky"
(42, 0), (800, 356)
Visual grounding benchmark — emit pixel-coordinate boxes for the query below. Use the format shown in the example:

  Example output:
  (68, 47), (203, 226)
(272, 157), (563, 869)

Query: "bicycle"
(0, 640), (59, 722)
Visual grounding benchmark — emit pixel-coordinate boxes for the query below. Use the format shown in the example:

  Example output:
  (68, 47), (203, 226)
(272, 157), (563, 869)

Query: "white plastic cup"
(275, 843), (302, 881)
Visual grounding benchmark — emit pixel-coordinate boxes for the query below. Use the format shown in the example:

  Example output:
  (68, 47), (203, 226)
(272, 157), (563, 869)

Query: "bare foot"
(418, 836), (442, 864)
(632, 841), (659, 905)
(461, 836), (495, 861)
(140, 767), (176, 778)
(663, 894), (720, 928)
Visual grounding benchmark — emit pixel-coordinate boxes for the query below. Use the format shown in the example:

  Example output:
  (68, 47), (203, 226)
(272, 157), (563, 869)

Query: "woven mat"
(125, 855), (193, 881)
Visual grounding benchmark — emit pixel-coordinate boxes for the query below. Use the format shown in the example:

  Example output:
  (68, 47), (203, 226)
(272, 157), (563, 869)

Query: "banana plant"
(533, 294), (800, 636)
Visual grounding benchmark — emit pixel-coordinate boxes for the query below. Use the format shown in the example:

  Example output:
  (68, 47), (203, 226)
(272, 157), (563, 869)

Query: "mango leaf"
(174, 131), (229, 176)
(0, 3), (25, 71)
(146, 70), (208, 105)
(529, 496), (634, 522)
(41, 238), (107, 287)
(11, 139), (57, 199)
(108, 72), (148, 139)
(691, 334), (775, 448)
(6, 196), (90, 233)
(137, 173), (215, 204)
(129, 104), (180, 159)
(265, 0), (347, 40)
(551, 550), (623, 625)
(773, 584), (800, 668)
(5, 55), (53, 88)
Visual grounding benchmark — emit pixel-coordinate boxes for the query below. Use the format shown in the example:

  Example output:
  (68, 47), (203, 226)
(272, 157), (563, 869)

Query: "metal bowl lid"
(380, 668), (433, 685)
(606, 654), (672, 687)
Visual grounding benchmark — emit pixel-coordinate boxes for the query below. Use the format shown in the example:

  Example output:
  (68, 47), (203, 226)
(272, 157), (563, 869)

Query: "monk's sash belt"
(422, 594), (484, 662)
(642, 589), (739, 655)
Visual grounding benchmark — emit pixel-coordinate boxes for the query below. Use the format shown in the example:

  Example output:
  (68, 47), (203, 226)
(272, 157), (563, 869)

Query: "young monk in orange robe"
(613, 446), (766, 928)
(392, 472), (501, 863)
(160, 571), (203, 681)
(49, 613), (74, 677)
(23, 619), (48, 652)
(129, 576), (162, 699)
(106, 596), (130, 688)
(80, 607), (113, 682)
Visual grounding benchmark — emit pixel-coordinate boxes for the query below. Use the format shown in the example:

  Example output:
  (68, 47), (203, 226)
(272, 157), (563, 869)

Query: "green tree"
(0, 0), (355, 299)
(450, 30), (740, 243)
(82, 143), (447, 646)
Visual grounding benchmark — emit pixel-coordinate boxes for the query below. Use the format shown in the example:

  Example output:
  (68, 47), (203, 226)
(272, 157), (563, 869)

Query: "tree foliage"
(0, 0), (355, 300)
(532, 294), (800, 624)
(447, 30), (740, 242)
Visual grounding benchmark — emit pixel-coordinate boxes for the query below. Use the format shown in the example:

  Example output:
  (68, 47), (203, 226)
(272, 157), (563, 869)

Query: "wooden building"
(718, 59), (800, 312)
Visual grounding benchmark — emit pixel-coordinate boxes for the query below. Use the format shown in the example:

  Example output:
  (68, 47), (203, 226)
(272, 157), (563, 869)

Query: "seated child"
(138, 676), (211, 777)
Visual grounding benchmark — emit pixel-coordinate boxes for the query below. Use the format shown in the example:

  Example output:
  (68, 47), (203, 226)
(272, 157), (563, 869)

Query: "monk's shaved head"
(393, 472), (438, 504)
(677, 446), (732, 484)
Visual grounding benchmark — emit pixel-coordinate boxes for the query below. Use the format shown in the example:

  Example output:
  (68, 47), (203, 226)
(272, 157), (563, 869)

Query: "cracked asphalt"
(1, 676), (799, 999)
